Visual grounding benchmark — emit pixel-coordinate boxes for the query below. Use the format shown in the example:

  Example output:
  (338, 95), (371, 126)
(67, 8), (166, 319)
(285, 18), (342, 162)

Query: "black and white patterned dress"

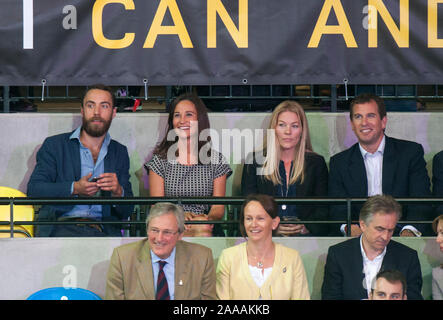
(145, 150), (232, 214)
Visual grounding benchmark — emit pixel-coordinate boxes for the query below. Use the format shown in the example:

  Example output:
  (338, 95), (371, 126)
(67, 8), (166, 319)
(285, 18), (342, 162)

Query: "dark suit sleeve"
(432, 152), (443, 215)
(327, 156), (347, 236)
(328, 156), (345, 198)
(407, 144), (431, 197)
(405, 250), (423, 300)
(241, 162), (259, 196)
(112, 144), (133, 220)
(310, 154), (328, 196)
(403, 143), (433, 235)
(27, 138), (73, 197)
(321, 246), (344, 300)
(433, 152), (443, 196)
(303, 154), (329, 236)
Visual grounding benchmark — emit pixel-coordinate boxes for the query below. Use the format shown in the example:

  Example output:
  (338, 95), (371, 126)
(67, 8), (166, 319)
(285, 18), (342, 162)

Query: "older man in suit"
(328, 93), (432, 237)
(321, 195), (423, 300)
(105, 202), (216, 300)
(27, 84), (133, 236)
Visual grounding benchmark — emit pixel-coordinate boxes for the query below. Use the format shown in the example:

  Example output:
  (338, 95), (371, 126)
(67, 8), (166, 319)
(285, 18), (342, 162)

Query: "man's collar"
(69, 126), (111, 147)
(150, 247), (176, 265)
(359, 235), (387, 262)
(359, 135), (386, 158)
(69, 126), (82, 140)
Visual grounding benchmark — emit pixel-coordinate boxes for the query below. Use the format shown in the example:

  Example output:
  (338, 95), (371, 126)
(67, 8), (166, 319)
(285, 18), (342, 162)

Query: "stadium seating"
(27, 287), (102, 300)
(0, 186), (34, 237)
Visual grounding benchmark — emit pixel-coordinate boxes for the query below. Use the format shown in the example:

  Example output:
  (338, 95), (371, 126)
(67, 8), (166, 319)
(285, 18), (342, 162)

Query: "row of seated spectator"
(25, 85), (443, 237)
(105, 196), (443, 300)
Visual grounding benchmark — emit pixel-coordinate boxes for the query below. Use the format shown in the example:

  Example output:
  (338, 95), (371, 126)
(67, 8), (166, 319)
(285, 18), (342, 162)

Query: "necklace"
(247, 243), (274, 269)
(280, 161), (292, 210)
(251, 252), (265, 268)
(280, 184), (289, 210)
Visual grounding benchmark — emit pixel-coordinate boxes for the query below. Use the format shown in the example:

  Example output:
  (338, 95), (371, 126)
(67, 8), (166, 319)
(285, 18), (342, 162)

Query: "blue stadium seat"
(27, 287), (102, 300)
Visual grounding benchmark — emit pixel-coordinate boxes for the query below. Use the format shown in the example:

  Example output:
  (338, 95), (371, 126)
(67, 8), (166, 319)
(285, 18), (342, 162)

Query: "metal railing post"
(346, 198), (352, 237)
(331, 85), (337, 112)
(9, 198), (14, 238)
(3, 86), (10, 113)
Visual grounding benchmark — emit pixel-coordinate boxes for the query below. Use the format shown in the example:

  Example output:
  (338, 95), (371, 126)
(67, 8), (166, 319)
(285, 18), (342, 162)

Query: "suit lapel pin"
(178, 280), (183, 286)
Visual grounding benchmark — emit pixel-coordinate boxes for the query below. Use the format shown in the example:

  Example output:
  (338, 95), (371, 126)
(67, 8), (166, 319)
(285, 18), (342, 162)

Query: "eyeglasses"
(148, 227), (179, 238)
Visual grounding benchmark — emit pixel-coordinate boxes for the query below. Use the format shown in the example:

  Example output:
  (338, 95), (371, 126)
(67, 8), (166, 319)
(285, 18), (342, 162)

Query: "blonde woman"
(216, 194), (310, 300)
(241, 100), (328, 236)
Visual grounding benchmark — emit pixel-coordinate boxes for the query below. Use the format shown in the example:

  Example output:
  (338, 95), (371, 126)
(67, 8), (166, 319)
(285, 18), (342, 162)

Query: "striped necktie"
(156, 260), (170, 300)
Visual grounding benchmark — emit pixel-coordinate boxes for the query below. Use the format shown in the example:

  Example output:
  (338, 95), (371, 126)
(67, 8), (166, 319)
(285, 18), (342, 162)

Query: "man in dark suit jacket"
(27, 85), (133, 236)
(322, 195), (423, 300)
(105, 202), (216, 300)
(328, 93), (432, 236)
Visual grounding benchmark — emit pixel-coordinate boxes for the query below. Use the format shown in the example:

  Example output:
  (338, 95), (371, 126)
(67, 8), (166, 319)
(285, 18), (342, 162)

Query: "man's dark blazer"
(321, 237), (423, 300)
(328, 135), (432, 235)
(27, 131), (133, 236)
(241, 151), (329, 236)
(432, 150), (443, 215)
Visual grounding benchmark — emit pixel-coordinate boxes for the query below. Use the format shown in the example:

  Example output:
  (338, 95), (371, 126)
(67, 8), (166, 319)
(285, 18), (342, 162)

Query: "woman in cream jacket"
(216, 194), (310, 300)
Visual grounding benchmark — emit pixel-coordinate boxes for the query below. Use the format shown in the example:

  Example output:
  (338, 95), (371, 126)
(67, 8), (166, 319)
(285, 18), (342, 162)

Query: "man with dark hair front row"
(27, 84), (133, 236)
(328, 93), (433, 237)
(369, 269), (407, 300)
(322, 194), (423, 300)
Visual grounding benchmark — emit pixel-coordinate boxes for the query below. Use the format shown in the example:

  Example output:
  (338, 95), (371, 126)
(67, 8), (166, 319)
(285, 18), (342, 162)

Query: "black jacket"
(321, 237), (423, 300)
(241, 151), (329, 236)
(328, 136), (432, 235)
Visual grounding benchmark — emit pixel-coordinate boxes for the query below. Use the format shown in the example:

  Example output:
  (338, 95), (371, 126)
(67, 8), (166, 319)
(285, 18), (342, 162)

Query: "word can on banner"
(91, 0), (248, 49)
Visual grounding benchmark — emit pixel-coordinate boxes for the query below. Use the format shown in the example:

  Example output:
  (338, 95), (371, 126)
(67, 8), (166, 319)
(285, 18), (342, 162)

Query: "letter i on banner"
(23, 0), (33, 49)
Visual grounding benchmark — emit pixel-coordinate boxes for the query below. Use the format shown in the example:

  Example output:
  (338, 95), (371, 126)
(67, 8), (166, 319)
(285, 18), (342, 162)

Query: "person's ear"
(272, 216), (280, 230)
(381, 116), (387, 130)
(359, 220), (366, 232)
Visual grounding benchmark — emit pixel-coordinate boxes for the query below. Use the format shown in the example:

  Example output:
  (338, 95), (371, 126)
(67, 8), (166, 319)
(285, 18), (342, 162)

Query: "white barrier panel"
(1, 112), (442, 196)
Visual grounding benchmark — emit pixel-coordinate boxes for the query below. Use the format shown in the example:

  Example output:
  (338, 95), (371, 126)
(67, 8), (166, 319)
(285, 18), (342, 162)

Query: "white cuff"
(340, 223), (359, 236)
(340, 223), (362, 236)
(340, 224), (347, 236)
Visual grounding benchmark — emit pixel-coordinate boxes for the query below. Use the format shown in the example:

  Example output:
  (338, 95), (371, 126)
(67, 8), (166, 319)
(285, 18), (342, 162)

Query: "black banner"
(1, 0), (443, 85)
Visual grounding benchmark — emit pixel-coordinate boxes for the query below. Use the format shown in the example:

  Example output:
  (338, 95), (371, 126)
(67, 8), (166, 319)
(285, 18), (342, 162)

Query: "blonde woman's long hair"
(262, 100), (313, 185)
